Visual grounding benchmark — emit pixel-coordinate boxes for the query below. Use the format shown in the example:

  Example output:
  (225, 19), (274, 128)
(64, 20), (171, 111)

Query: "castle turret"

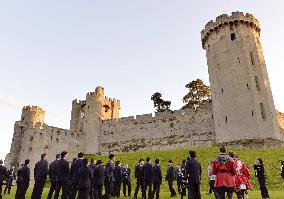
(202, 12), (281, 142)
(21, 105), (45, 128)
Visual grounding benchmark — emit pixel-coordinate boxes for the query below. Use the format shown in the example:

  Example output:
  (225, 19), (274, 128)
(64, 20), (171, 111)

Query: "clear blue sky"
(1, 0), (284, 160)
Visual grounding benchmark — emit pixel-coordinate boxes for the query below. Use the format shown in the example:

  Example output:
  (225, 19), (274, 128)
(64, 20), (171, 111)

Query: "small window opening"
(247, 83), (250, 90)
(254, 76), (261, 91)
(56, 138), (59, 143)
(30, 136), (33, 141)
(221, 88), (224, 94)
(231, 33), (236, 41)
(252, 110), (254, 117)
(225, 116), (228, 123)
(260, 103), (266, 120)
(250, 52), (255, 65)
(237, 57), (240, 63)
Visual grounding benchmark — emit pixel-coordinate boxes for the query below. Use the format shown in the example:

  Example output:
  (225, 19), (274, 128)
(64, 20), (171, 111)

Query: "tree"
(151, 92), (171, 112)
(182, 79), (211, 109)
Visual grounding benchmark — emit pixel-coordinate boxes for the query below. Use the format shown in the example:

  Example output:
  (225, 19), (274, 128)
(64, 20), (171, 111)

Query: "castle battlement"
(201, 11), (261, 49)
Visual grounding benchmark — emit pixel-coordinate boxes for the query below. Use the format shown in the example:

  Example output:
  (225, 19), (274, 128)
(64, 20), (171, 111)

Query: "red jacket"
(234, 160), (252, 190)
(212, 154), (236, 188)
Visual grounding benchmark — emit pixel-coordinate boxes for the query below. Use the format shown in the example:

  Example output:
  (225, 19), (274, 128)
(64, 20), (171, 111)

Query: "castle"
(4, 12), (284, 172)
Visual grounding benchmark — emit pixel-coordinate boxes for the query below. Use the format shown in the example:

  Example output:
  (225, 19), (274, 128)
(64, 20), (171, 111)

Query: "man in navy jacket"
(70, 152), (85, 199)
(47, 154), (60, 199)
(0, 160), (7, 199)
(150, 159), (162, 199)
(122, 163), (131, 197)
(93, 160), (105, 199)
(54, 151), (70, 199)
(143, 157), (152, 199)
(31, 153), (49, 199)
(15, 159), (30, 199)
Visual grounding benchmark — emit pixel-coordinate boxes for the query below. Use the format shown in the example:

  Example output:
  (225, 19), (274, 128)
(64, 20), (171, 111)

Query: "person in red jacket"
(212, 146), (236, 199)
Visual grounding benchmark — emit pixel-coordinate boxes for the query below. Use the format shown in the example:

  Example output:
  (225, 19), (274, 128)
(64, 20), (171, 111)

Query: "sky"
(1, 0), (284, 160)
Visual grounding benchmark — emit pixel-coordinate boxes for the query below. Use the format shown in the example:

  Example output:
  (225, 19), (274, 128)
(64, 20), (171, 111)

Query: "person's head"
(109, 154), (115, 161)
(139, 159), (144, 165)
(91, 158), (96, 165)
(281, 160), (284, 165)
(258, 158), (264, 165)
(115, 161), (121, 166)
(189, 150), (196, 158)
(56, 154), (61, 160)
(124, 163), (128, 168)
(219, 145), (226, 154)
(228, 152), (235, 159)
(155, 159), (160, 165)
(41, 153), (48, 160)
(146, 157), (151, 163)
(78, 152), (85, 159)
(83, 158), (88, 166)
(61, 151), (68, 159)
(177, 164), (181, 168)
(97, 160), (102, 165)
(72, 158), (77, 163)
(0, 160), (3, 165)
(168, 160), (173, 166)
(181, 159), (186, 167)
(25, 159), (30, 166)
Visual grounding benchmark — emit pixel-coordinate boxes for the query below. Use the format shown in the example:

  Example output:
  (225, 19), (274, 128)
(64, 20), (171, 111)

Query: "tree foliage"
(183, 79), (211, 109)
(151, 92), (171, 112)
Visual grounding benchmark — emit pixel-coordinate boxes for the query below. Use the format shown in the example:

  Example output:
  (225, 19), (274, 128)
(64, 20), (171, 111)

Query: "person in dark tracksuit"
(166, 160), (177, 197)
(0, 160), (7, 199)
(31, 153), (49, 199)
(134, 159), (145, 199)
(47, 154), (60, 199)
(185, 151), (202, 199)
(89, 158), (96, 199)
(122, 163), (131, 197)
(70, 152), (85, 199)
(78, 158), (93, 199)
(15, 159), (30, 199)
(150, 159), (162, 199)
(254, 158), (270, 199)
(105, 154), (115, 199)
(113, 161), (122, 197)
(175, 164), (182, 194)
(93, 160), (104, 199)
(54, 151), (70, 199)
(4, 166), (15, 195)
(143, 157), (152, 199)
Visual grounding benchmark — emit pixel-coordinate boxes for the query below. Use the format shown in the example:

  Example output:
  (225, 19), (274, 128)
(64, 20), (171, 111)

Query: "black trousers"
(47, 180), (56, 199)
(123, 180), (131, 196)
(150, 182), (160, 199)
(134, 180), (144, 199)
(188, 183), (201, 199)
(143, 181), (152, 198)
(0, 181), (2, 198)
(54, 181), (68, 199)
(78, 188), (89, 199)
(258, 178), (269, 198)
(4, 179), (12, 194)
(217, 187), (234, 199)
(236, 189), (245, 199)
(69, 182), (79, 199)
(31, 179), (46, 199)
(177, 180), (181, 194)
(93, 184), (103, 199)
(15, 182), (29, 199)
(209, 180), (218, 199)
(113, 181), (121, 197)
(105, 179), (113, 199)
(167, 180), (177, 197)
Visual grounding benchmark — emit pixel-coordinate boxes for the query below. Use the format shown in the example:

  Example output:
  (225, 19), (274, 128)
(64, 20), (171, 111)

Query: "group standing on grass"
(0, 146), (283, 199)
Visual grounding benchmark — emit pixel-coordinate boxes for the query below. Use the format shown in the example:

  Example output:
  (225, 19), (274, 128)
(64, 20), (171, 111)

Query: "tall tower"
(201, 12), (281, 142)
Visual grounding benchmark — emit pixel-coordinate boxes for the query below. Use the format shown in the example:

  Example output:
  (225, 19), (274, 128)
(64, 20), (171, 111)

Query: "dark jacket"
(122, 167), (131, 183)
(113, 165), (122, 182)
(105, 160), (115, 182)
(254, 164), (266, 179)
(165, 165), (175, 182)
(135, 164), (144, 182)
(70, 158), (84, 184)
(0, 165), (7, 182)
(17, 164), (30, 184)
(48, 160), (58, 182)
(78, 165), (92, 189)
(6, 169), (16, 182)
(93, 164), (105, 186)
(152, 165), (162, 184)
(56, 158), (70, 182)
(34, 159), (48, 181)
(185, 158), (202, 184)
(143, 162), (152, 183)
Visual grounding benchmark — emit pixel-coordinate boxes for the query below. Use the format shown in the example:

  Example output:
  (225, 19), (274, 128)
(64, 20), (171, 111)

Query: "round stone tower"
(201, 11), (281, 142)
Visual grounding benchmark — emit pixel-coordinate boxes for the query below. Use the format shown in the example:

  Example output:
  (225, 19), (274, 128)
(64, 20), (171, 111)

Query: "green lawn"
(2, 146), (284, 198)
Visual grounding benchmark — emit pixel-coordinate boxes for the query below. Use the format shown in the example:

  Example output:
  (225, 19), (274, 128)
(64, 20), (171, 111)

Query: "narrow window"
(260, 103), (266, 120)
(225, 116), (228, 123)
(238, 57), (240, 63)
(51, 136), (53, 140)
(30, 136), (33, 141)
(254, 76), (261, 91)
(56, 138), (59, 143)
(252, 110), (254, 117)
(247, 83), (250, 90)
(250, 52), (255, 65)
(231, 33), (236, 41)
(221, 88), (224, 94)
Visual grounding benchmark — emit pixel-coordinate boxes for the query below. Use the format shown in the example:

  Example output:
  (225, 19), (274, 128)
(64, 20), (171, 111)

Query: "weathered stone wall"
(100, 103), (215, 153)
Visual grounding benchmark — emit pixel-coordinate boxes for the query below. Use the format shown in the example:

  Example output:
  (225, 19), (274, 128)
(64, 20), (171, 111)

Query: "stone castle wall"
(100, 103), (215, 153)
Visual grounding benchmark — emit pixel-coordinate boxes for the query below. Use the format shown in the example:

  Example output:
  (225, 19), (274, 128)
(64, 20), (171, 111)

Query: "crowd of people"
(0, 146), (284, 199)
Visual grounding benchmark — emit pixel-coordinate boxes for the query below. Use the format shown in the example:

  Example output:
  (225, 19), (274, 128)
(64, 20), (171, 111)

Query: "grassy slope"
(2, 147), (284, 198)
